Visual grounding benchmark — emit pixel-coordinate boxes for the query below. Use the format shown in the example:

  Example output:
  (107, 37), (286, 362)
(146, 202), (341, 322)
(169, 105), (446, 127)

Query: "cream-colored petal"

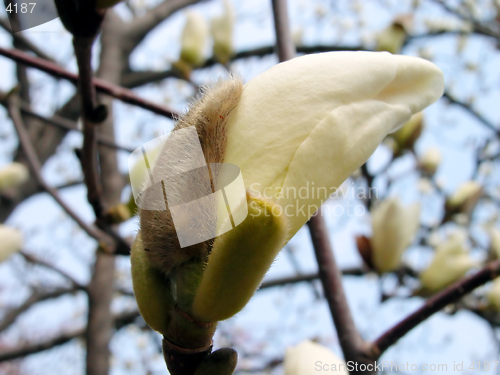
(277, 100), (411, 237)
(224, 51), (444, 240)
(284, 340), (348, 375)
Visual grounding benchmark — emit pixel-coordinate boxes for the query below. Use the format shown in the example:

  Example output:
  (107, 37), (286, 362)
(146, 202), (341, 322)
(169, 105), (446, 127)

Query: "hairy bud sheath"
(139, 78), (243, 277)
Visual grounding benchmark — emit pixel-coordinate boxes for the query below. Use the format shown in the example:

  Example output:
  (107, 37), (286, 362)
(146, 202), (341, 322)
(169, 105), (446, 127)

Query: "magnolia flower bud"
(180, 12), (209, 67)
(371, 197), (420, 273)
(488, 227), (500, 258)
(133, 51), (444, 326)
(419, 232), (478, 293)
(211, 0), (234, 65)
(0, 225), (23, 263)
(376, 21), (407, 54)
(96, 0), (122, 9)
(0, 162), (29, 193)
(389, 112), (423, 155)
(446, 181), (482, 215)
(487, 278), (500, 312)
(419, 146), (441, 175)
(284, 341), (348, 375)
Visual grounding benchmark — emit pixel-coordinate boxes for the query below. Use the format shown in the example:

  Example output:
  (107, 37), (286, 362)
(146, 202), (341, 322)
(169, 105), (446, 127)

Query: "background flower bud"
(211, 0), (235, 65)
(489, 227), (500, 258)
(376, 19), (408, 54)
(0, 225), (23, 263)
(0, 162), (29, 193)
(371, 197), (420, 273)
(180, 12), (209, 68)
(284, 340), (348, 375)
(446, 181), (482, 216)
(389, 112), (423, 155)
(419, 146), (441, 175)
(487, 278), (500, 312)
(419, 232), (478, 293)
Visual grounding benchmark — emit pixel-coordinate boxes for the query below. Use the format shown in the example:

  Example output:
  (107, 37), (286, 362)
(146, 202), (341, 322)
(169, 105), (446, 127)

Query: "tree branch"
(0, 47), (179, 119)
(369, 259), (500, 359)
(0, 18), (56, 62)
(443, 91), (499, 135)
(0, 309), (140, 362)
(0, 286), (82, 334)
(6, 96), (116, 251)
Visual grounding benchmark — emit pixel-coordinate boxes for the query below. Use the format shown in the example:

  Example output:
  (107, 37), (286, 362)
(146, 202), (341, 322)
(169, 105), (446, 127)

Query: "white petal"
(224, 51), (444, 238)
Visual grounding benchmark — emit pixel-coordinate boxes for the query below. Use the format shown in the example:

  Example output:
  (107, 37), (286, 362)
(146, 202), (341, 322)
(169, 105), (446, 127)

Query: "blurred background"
(1, 0), (500, 373)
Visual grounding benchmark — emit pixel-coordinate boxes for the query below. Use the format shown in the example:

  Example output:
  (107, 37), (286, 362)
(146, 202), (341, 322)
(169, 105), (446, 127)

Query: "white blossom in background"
(211, 0), (234, 65)
(0, 162), (29, 193)
(0, 225), (23, 263)
(419, 232), (478, 293)
(180, 11), (209, 67)
(419, 146), (441, 175)
(371, 197), (420, 273)
(284, 340), (348, 375)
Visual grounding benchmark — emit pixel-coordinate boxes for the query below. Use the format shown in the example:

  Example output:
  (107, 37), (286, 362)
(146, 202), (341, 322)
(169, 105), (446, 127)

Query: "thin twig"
(0, 47), (178, 119)
(0, 286), (82, 334)
(17, 101), (134, 152)
(0, 309), (140, 362)
(370, 259), (500, 358)
(6, 96), (116, 251)
(443, 92), (499, 135)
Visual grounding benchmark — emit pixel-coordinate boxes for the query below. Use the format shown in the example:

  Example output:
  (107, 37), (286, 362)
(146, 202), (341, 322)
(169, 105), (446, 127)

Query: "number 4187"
(6, 3), (36, 13)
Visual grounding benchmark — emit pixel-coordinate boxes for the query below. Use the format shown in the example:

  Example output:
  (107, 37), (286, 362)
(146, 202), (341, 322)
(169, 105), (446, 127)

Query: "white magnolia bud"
(420, 232), (478, 292)
(419, 146), (441, 175)
(487, 278), (500, 311)
(488, 227), (500, 258)
(447, 181), (482, 214)
(376, 16), (411, 54)
(0, 162), (29, 193)
(0, 225), (23, 263)
(180, 12), (209, 67)
(371, 197), (420, 273)
(284, 341), (348, 375)
(211, 0), (235, 65)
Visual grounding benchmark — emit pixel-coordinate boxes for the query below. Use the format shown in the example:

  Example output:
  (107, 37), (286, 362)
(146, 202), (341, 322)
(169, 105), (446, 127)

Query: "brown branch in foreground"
(6, 97), (116, 251)
(369, 259), (500, 359)
(0, 47), (178, 119)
